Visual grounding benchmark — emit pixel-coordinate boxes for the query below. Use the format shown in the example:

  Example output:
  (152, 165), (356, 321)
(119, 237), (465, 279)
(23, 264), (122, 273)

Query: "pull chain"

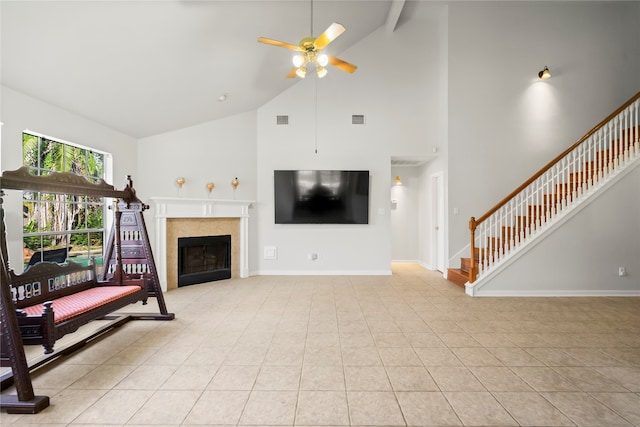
(315, 75), (318, 154)
(310, 0), (314, 36)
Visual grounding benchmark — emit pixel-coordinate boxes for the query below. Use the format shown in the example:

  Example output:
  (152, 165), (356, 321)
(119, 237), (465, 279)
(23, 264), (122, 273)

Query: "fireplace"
(178, 235), (231, 287)
(150, 197), (253, 291)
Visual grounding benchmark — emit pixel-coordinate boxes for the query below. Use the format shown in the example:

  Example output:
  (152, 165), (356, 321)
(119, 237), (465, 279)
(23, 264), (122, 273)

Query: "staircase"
(447, 92), (640, 291)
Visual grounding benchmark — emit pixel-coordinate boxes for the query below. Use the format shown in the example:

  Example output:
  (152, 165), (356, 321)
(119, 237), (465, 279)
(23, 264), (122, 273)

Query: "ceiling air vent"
(391, 158), (429, 167)
(276, 115), (289, 125)
(352, 114), (365, 125)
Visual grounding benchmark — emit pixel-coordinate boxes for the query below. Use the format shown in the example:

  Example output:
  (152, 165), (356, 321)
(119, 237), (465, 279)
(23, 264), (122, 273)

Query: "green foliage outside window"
(22, 133), (107, 269)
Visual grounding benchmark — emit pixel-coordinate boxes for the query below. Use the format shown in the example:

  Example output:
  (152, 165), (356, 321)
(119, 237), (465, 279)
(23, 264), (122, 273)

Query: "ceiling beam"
(385, 0), (406, 33)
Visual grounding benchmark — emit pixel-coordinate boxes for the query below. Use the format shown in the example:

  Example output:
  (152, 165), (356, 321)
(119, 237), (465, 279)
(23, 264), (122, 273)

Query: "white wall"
(413, 3), (449, 273)
(0, 85), (137, 268)
(253, 2), (444, 275)
(448, 1), (640, 258)
(135, 111), (257, 202)
(135, 110), (259, 269)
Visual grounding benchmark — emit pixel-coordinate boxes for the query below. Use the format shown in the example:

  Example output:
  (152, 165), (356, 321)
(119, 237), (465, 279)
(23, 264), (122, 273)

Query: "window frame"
(21, 130), (112, 269)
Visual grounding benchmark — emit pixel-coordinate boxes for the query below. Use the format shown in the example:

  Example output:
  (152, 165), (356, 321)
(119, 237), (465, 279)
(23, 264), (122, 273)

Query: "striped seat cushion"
(21, 286), (142, 323)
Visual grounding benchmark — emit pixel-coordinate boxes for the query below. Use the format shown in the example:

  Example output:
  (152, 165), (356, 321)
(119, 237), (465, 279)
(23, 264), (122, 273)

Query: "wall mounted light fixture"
(176, 177), (185, 196)
(231, 177), (239, 199)
(395, 176), (402, 186)
(538, 66), (551, 79)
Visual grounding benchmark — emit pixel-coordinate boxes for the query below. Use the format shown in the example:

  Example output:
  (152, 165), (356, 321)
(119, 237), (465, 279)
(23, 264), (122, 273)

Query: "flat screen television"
(274, 170), (369, 224)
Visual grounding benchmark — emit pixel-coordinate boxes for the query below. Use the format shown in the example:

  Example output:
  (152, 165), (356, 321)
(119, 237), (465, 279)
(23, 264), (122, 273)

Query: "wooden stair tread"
(446, 268), (467, 288)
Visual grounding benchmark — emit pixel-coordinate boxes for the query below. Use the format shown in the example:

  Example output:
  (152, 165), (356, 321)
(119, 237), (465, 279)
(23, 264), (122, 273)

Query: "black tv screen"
(274, 170), (369, 224)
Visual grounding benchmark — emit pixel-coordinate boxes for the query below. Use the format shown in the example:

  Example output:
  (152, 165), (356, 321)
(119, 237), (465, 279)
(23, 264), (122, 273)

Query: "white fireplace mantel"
(149, 197), (254, 291)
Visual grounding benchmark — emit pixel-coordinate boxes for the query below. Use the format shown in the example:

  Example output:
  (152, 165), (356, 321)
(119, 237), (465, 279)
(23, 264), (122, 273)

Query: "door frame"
(431, 172), (445, 272)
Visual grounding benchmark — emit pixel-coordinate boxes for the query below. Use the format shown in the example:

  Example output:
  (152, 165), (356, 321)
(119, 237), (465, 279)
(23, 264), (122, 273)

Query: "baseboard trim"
(252, 269), (393, 276)
(471, 289), (640, 297)
(391, 260), (439, 272)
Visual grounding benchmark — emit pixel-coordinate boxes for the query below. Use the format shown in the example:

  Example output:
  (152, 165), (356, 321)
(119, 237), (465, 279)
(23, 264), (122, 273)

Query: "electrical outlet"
(264, 246), (277, 260)
(618, 267), (626, 277)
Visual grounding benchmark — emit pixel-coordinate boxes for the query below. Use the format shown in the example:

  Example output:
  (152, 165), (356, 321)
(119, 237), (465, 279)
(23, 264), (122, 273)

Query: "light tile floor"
(2, 264), (640, 426)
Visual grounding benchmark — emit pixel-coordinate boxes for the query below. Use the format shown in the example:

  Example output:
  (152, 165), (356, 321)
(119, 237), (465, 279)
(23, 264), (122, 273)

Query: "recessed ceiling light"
(218, 93), (228, 102)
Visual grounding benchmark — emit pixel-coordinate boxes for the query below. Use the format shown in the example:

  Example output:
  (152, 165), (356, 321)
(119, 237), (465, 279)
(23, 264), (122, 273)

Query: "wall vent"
(391, 158), (429, 167)
(352, 114), (365, 125)
(276, 115), (289, 125)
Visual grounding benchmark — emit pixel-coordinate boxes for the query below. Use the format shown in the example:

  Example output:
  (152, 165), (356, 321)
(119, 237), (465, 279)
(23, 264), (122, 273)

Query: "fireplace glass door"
(177, 235), (231, 286)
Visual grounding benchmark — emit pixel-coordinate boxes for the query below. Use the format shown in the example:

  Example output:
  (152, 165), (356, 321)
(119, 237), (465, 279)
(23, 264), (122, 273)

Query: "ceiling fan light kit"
(317, 53), (328, 67)
(292, 54), (305, 68)
(257, 8), (358, 79)
(295, 67), (307, 78)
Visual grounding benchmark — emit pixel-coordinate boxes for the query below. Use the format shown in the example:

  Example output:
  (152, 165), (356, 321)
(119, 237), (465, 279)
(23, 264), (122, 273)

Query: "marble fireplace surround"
(149, 197), (253, 291)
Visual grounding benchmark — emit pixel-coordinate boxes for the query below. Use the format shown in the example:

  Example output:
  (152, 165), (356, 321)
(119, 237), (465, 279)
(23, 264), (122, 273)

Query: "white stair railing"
(468, 93), (640, 283)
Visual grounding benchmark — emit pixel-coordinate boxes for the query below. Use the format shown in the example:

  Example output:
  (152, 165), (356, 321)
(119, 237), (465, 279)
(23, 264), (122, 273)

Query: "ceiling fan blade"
(286, 67), (298, 78)
(328, 56), (358, 74)
(314, 22), (345, 50)
(257, 37), (301, 51)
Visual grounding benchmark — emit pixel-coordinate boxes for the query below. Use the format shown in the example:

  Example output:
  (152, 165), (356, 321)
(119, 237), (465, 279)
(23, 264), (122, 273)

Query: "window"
(22, 132), (109, 270)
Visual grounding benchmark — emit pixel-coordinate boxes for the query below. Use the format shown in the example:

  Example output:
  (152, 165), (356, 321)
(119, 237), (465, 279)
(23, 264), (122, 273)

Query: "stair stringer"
(465, 154), (640, 297)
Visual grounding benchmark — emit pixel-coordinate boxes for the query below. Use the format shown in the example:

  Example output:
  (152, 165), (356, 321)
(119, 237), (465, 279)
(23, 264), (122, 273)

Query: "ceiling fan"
(257, 3), (357, 79)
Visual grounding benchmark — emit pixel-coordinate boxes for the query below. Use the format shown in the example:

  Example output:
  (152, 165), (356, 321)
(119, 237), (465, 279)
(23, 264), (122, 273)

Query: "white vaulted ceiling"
(1, 0), (399, 138)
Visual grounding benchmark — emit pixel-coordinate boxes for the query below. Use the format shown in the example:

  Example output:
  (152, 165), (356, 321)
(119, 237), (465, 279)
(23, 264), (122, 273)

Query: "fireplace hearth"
(178, 235), (231, 287)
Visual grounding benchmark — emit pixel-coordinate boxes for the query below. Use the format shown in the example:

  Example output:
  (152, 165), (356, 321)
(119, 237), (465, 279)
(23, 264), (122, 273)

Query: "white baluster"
(498, 208), (503, 258)
(536, 178), (541, 228)
(579, 144), (584, 194)
(527, 186), (533, 236)
(632, 100), (640, 155)
(551, 166), (556, 214)
(481, 222), (487, 273)
(615, 116), (620, 168)
(509, 199), (515, 249)
(590, 133), (595, 185)
(496, 212), (500, 261)
(543, 171), (550, 224)
(608, 122), (614, 173)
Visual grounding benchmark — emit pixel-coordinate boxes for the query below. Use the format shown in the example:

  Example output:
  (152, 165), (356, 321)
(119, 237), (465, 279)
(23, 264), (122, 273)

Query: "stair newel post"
(469, 217), (477, 283)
